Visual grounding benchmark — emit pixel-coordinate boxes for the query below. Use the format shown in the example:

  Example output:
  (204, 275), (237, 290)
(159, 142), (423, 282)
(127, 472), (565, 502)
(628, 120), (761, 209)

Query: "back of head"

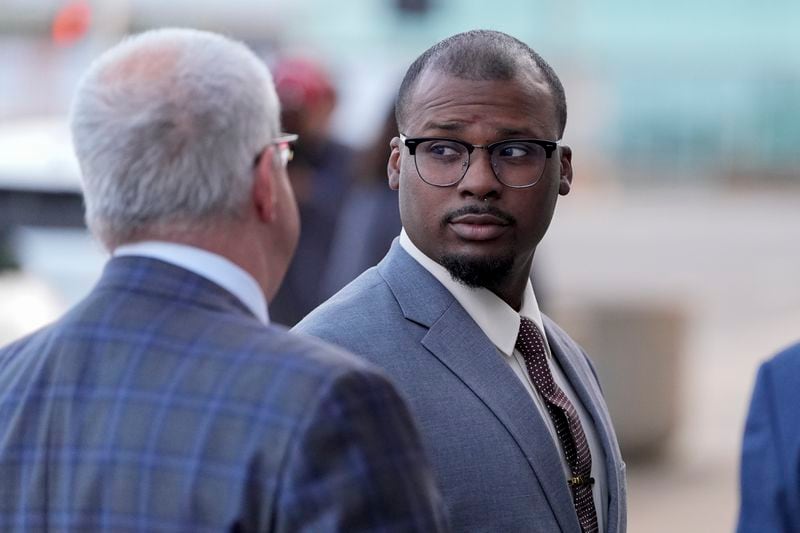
(395, 29), (567, 137)
(70, 28), (281, 248)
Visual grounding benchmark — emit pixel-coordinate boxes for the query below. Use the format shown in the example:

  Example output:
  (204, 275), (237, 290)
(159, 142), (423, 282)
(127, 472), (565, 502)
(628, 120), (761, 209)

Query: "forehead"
(404, 68), (559, 139)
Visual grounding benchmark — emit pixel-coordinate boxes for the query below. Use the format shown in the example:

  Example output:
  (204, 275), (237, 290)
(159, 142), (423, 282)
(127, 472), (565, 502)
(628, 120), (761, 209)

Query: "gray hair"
(70, 28), (281, 247)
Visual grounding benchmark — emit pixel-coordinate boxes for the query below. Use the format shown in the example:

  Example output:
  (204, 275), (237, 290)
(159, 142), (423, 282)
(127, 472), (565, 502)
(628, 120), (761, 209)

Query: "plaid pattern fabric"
(0, 256), (447, 532)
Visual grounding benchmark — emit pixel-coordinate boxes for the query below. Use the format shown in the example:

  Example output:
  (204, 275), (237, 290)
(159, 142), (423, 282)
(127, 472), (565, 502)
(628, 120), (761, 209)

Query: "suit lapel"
(545, 319), (625, 533)
(379, 243), (580, 533)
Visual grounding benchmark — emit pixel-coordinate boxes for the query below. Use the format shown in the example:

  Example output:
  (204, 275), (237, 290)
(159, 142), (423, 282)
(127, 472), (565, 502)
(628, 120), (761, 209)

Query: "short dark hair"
(395, 29), (567, 137)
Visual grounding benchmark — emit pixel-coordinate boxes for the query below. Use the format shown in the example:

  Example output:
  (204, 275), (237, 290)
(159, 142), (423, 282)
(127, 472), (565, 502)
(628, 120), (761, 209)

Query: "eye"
(420, 140), (466, 159)
(497, 143), (532, 158)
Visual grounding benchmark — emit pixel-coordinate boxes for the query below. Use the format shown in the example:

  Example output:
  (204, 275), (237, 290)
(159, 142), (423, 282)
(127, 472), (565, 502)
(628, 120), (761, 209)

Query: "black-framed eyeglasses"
(255, 133), (298, 168)
(400, 134), (559, 188)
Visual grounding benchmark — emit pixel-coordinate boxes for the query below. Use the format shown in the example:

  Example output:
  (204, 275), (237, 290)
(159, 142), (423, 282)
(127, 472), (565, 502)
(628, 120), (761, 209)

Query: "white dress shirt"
(400, 229), (607, 531)
(114, 241), (269, 325)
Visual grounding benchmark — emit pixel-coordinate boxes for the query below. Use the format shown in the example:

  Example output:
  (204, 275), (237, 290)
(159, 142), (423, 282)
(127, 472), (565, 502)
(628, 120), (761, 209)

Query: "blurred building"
(2, 1), (800, 187)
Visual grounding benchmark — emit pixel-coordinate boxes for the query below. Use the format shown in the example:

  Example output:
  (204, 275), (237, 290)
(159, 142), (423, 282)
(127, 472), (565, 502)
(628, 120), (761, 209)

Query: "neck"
(490, 279), (526, 312)
(490, 258), (535, 312)
(118, 218), (276, 300)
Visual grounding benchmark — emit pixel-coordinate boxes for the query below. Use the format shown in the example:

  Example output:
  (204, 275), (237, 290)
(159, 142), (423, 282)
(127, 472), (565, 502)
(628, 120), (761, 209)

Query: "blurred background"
(1, 1), (799, 531)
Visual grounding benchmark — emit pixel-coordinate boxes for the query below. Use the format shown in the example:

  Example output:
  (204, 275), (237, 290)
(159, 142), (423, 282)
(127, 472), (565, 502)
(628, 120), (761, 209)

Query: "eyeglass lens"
(413, 139), (548, 187)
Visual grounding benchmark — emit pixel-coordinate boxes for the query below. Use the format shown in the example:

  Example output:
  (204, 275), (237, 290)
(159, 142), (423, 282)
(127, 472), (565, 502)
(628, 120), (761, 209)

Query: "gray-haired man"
(0, 28), (446, 532)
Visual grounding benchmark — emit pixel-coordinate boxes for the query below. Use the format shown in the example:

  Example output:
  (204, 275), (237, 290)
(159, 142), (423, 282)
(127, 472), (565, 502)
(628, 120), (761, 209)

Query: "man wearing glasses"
(296, 30), (626, 532)
(0, 29), (447, 531)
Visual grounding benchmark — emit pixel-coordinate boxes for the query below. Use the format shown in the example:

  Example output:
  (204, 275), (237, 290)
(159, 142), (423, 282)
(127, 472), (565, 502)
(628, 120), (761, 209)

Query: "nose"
(456, 148), (502, 200)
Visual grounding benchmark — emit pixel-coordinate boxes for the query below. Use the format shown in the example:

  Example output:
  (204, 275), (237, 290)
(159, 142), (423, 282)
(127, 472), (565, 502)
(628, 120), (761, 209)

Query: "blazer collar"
(96, 255), (257, 322)
(114, 241), (268, 324)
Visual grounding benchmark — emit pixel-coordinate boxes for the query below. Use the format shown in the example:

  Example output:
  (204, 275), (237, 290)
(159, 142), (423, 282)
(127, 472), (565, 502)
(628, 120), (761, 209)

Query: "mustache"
(442, 205), (516, 226)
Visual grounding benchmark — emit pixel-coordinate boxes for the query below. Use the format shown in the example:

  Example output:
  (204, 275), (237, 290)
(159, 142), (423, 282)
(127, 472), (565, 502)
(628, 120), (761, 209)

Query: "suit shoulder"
(294, 269), (398, 337)
(234, 320), (384, 380)
(765, 342), (800, 372)
(758, 341), (800, 396)
(0, 318), (68, 375)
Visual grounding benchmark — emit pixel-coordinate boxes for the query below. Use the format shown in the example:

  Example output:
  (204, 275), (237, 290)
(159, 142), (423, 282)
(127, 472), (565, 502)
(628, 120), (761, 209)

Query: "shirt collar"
(113, 241), (269, 325)
(399, 229), (544, 357)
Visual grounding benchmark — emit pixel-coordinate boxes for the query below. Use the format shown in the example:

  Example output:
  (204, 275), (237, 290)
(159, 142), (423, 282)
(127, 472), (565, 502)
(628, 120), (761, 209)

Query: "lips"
(449, 213), (510, 241)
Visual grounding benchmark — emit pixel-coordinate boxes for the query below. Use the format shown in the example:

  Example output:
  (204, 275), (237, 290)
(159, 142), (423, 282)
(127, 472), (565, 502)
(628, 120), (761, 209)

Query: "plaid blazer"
(0, 256), (447, 532)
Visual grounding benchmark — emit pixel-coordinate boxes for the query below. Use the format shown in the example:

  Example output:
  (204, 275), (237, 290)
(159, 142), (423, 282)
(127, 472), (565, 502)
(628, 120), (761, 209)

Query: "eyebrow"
(422, 121), (464, 132)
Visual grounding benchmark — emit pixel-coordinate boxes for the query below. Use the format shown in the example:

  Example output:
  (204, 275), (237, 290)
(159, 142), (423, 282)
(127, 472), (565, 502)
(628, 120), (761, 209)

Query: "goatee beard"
(437, 204), (517, 291)
(439, 253), (514, 293)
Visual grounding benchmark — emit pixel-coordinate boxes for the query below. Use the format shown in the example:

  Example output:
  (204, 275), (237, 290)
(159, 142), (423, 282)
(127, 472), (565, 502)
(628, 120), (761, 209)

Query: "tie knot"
(519, 316), (535, 332)
(516, 317), (547, 362)
(517, 316), (539, 344)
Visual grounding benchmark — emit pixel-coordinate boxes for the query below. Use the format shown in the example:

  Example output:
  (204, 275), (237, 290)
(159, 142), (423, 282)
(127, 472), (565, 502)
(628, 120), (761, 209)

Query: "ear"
(253, 147), (277, 223)
(558, 145), (573, 196)
(387, 136), (402, 191)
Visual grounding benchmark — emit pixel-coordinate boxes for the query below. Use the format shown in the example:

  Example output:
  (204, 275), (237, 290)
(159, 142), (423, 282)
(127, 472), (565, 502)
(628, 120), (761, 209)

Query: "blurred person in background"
(269, 56), (356, 326)
(0, 230), (16, 271)
(296, 29), (626, 532)
(321, 105), (402, 295)
(0, 28), (447, 532)
(737, 340), (800, 533)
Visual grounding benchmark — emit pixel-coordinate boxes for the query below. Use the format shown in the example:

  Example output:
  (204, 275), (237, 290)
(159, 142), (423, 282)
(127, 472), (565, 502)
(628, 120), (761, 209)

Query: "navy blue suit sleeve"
(273, 368), (449, 532)
(737, 362), (790, 533)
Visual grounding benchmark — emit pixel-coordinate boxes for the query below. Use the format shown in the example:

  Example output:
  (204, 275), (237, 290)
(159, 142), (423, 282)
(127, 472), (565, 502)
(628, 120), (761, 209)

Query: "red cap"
(273, 58), (334, 110)
(52, 0), (91, 46)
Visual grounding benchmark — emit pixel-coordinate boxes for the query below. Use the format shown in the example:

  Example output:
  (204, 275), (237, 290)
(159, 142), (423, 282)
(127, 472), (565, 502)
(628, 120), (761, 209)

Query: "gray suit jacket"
(295, 241), (626, 532)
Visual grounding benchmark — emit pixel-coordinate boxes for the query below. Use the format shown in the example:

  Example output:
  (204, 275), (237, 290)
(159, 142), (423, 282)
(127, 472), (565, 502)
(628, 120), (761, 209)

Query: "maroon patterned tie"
(516, 317), (599, 533)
